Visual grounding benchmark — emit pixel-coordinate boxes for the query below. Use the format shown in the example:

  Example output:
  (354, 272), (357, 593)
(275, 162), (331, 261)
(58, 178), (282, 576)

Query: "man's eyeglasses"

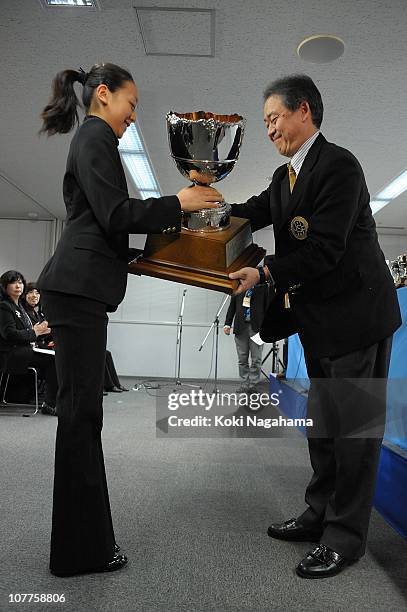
(265, 112), (286, 130)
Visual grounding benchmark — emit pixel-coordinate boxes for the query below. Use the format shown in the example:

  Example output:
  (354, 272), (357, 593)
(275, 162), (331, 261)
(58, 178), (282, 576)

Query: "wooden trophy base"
(129, 217), (266, 294)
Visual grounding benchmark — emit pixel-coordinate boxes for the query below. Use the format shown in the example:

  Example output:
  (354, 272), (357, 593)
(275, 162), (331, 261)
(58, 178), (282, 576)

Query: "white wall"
(106, 227), (276, 379)
(377, 233), (407, 262)
(0, 218), (54, 281)
(107, 274), (277, 380)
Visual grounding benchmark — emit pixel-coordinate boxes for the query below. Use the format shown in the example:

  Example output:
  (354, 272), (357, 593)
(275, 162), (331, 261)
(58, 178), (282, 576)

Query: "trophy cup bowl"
(166, 111), (246, 232)
(129, 110), (266, 294)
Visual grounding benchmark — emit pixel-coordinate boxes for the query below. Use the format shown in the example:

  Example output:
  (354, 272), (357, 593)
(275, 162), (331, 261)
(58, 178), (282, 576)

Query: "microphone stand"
(198, 295), (230, 393)
(174, 289), (200, 390)
(261, 341), (285, 378)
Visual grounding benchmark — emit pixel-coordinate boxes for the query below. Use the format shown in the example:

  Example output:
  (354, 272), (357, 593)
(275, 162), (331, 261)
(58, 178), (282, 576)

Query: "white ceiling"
(1, 0), (407, 235)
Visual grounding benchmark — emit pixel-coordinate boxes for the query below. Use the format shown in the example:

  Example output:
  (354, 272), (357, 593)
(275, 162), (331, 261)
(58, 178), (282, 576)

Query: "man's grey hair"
(263, 74), (323, 129)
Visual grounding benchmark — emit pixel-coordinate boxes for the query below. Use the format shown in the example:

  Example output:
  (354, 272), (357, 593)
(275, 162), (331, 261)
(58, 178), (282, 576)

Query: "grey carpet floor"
(0, 377), (406, 612)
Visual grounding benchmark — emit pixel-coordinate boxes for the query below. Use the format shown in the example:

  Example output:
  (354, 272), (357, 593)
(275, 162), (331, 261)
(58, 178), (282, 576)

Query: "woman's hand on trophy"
(177, 185), (224, 211)
(229, 267), (260, 294)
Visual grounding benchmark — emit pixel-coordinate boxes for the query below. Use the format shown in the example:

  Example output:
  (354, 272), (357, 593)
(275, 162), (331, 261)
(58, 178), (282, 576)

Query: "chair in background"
(0, 366), (40, 416)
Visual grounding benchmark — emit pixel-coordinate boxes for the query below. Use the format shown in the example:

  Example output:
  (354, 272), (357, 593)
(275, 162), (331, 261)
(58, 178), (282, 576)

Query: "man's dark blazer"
(224, 285), (270, 335)
(231, 134), (401, 358)
(38, 116), (181, 311)
(0, 299), (36, 355)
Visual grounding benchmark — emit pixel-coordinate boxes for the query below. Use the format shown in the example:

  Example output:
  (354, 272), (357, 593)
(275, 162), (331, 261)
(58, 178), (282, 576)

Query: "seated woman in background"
(0, 270), (58, 415)
(21, 283), (124, 396)
(20, 282), (53, 349)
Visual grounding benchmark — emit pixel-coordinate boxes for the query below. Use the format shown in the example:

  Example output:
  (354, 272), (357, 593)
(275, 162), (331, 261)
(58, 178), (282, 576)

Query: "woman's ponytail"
(40, 63), (133, 136)
(39, 69), (84, 136)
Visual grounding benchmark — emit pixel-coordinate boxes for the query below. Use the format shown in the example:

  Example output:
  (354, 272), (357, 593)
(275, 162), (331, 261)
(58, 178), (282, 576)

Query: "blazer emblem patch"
(290, 216), (309, 240)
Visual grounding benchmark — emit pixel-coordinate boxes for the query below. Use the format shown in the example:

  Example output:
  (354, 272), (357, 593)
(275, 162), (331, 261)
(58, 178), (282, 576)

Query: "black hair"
(20, 282), (40, 308)
(40, 62), (134, 136)
(0, 270), (26, 300)
(24, 282), (40, 295)
(263, 74), (323, 129)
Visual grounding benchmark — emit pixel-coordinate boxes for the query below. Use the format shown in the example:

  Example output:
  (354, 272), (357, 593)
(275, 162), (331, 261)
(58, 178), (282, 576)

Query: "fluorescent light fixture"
(44, 0), (95, 5)
(376, 170), (407, 200)
(370, 168), (407, 216)
(120, 154), (158, 191)
(370, 200), (390, 215)
(119, 123), (161, 199)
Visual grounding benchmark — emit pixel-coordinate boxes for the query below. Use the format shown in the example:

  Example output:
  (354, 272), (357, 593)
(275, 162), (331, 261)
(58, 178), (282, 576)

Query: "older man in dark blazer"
(229, 75), (401, 579)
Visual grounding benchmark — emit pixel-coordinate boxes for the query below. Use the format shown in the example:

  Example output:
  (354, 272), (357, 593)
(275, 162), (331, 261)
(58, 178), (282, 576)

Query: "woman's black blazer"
(38, 116), (182, 311)
(0, 300), (36, 354)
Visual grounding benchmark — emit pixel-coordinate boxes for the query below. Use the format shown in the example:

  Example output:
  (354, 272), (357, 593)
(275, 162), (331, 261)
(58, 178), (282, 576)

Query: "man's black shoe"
(108, 386), (123, 393)
(267, 518), (322, 542)
(296, 544), (354, 579)
(51, 553), (128, 577)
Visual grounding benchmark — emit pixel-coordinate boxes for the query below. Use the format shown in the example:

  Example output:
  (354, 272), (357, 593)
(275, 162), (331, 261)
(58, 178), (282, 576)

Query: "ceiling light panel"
(119, 123), (161, 198)
(376, 170), (407, 200)
(42, 0), (98, 6)
(121, 154), (158, 191)
(134, 7), (215, 57)
(370, 200), (390, 215)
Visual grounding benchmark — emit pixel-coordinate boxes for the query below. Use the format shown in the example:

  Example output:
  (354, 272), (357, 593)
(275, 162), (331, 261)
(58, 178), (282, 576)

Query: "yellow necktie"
(288, 163), (296, 193)
(285, 163), (296, 310)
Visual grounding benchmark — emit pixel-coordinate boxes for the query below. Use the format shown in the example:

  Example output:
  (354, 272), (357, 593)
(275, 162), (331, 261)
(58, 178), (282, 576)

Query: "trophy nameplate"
(129, 111), (265, 294)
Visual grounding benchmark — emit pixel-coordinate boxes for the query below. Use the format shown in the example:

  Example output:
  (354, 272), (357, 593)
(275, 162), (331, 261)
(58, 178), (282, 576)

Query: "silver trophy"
(167, 111), (246, 232)
(389, 254), (407, 286)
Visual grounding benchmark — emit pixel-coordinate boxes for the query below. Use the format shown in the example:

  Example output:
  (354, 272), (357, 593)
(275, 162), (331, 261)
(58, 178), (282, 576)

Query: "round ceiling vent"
(297, 34), (345, 63)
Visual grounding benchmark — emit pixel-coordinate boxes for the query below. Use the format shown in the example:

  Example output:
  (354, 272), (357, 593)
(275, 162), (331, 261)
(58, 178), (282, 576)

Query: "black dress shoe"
(267, 518), (323, 542)
(108, 386), (123, 393)
(51, 553), (128, 577)
(118, 385), (129, 392)
(296, 544), (353, 579)
(97, 553), (127, 573)
(41, 402), (57, 416)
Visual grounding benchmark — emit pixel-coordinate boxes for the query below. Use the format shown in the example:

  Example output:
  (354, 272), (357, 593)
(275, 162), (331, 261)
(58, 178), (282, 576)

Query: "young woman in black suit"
(21, 283), (45, 325)
(38, 62), (222, 577)
(21, 283), (53, 349)
(0, 271), (57, 413)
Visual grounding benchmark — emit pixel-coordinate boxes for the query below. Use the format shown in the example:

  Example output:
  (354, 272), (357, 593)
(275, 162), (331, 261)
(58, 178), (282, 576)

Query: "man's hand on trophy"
(177, 186), (224, 211)
(229, 267), (260, 294)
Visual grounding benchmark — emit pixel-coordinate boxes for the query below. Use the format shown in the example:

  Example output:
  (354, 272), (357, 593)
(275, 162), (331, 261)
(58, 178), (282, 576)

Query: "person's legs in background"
(234, 325), (251, 393)
(104, 349), (128, 393)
